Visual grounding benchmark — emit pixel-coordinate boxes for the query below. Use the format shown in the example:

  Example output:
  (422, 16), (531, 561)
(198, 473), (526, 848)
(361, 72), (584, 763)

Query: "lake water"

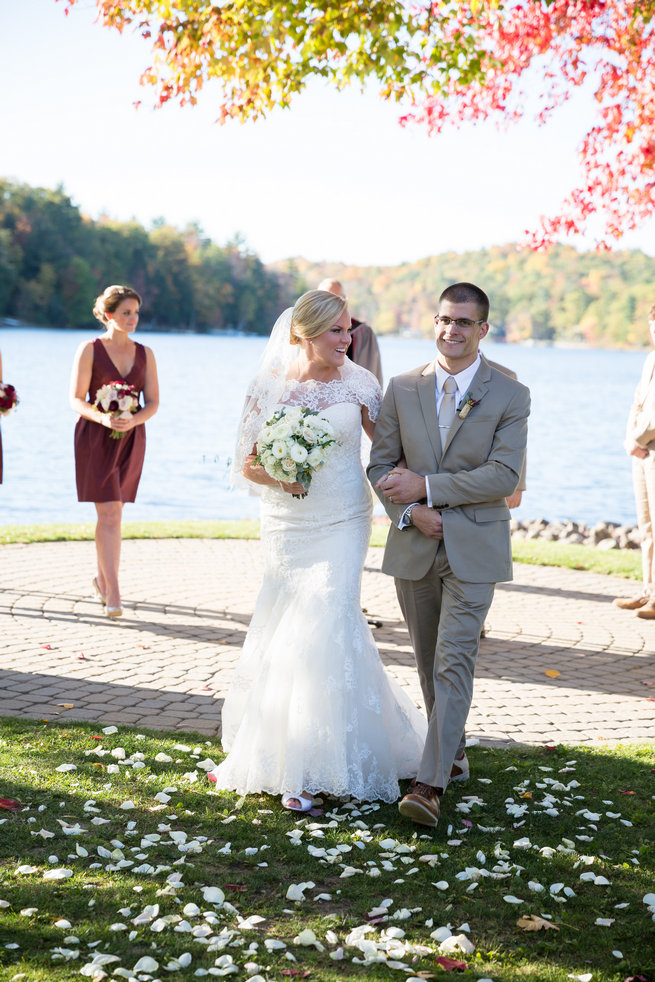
(0, 327), (646, 527)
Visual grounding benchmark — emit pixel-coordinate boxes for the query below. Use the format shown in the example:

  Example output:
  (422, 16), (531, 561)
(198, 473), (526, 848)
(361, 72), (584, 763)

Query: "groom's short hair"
(439, 282), (490, 322)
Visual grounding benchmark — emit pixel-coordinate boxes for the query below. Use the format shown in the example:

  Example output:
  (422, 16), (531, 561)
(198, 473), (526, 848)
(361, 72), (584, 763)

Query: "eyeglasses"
(434, 315), (486, 329)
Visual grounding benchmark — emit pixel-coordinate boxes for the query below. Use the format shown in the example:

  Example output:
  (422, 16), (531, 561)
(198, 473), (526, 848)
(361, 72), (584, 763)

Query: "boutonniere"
(458, 393), (480, 419)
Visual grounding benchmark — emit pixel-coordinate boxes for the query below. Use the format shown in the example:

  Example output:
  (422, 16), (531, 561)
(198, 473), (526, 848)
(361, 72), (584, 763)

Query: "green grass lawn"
(0, 719), (653, 981)
(0, 520), (643, 581)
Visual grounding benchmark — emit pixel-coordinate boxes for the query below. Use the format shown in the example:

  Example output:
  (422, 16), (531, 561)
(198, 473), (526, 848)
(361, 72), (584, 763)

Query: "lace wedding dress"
(211, 365), (427, 802)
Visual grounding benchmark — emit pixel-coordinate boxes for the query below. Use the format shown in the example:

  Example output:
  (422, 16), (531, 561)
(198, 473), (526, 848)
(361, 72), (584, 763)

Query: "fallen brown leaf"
(517, 915), (559, 932)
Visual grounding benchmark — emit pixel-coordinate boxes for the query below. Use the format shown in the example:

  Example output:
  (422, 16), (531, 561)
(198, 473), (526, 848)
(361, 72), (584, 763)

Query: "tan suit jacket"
(485, 360), (526, 492)
(368, 354), (530, 584)
(626, 350), (655, 450)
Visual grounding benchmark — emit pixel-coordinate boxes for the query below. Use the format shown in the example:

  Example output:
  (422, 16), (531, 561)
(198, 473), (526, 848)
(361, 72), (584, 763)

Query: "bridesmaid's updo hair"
(93, 284), (142, 325)
(290, 290), (347, 345)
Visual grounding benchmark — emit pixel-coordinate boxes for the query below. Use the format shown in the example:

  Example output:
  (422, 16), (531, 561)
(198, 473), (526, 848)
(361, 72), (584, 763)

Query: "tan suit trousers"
(395, 543), (495, 791)
(633, 452), (655, 597)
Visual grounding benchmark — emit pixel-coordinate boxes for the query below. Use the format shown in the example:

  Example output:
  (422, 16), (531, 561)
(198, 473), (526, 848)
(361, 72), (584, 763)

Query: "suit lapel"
(418, 363), (442, 463)
(442, 357), (492, 455)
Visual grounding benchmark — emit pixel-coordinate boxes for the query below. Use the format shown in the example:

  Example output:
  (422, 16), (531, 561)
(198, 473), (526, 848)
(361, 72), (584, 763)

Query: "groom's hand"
(410, 505), (444, 539)
(377, 467), (425, 505)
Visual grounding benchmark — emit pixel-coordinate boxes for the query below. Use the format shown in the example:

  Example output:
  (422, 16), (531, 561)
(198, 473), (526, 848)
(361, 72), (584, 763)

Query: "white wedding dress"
(211, 365), (427, 802)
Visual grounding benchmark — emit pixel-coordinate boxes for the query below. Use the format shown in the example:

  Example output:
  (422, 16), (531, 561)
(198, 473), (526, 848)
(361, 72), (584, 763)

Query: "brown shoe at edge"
(614, 594), (649, 610)
(636, 600), (655, 620)
(398, 781), (440, 827)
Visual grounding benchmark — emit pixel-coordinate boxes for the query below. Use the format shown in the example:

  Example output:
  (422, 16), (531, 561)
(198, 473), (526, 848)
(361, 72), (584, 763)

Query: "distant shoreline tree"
(0, 180), (297, 332)
(58, 0), (655, 249)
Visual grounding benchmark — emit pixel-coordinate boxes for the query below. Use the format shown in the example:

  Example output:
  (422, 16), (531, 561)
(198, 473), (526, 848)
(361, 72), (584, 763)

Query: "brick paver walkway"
(0, 539), (653, 744)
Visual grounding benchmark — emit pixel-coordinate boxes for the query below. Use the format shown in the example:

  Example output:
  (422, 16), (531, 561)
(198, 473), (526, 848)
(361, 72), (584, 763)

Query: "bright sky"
(2, 0), (653, 266)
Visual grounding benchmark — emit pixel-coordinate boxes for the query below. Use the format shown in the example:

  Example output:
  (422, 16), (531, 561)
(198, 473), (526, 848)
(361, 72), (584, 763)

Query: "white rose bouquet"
(255, 406), (337, 498)
(94, 381), (140, 439)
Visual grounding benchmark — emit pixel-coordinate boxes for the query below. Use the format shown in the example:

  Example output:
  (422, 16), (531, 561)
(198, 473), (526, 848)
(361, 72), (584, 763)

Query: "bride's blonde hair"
(290, 290), (347, 345)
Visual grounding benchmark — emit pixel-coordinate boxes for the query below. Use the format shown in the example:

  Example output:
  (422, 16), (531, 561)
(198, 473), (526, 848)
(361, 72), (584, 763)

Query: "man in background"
(318, 278), (383, 386)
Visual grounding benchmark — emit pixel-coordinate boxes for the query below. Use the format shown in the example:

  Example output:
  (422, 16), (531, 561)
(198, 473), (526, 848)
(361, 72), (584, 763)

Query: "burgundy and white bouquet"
(0, 382), (19, 416)
(94, 381), (140, 439)
(255, 406), (337, 497)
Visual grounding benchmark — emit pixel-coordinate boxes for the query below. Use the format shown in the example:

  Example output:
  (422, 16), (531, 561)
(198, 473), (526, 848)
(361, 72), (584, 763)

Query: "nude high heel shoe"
(92, 577), (106, 605)
(106, 606), (123, 619)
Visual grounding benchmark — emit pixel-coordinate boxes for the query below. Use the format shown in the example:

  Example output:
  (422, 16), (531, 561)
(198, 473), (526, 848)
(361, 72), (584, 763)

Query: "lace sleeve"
(231, 308), (298, 490)
(340, 361), (383, 420)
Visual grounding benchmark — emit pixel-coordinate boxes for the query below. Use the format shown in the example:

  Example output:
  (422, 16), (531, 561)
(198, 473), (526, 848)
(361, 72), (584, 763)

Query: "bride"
(209, 290), (426, 811)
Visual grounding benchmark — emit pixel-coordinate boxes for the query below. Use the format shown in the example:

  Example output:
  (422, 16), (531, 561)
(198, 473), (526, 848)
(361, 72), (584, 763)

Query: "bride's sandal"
(281, 792), (314, 812)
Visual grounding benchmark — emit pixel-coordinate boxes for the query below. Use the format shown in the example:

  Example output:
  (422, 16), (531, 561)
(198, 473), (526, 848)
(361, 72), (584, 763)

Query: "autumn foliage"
(57, 0), (655, 249)
(402, 0), (655, 249)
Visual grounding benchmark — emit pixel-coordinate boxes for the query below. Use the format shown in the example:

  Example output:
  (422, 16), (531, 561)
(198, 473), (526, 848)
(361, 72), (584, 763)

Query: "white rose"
(301, 426), (317, 444)
(272, 441), (287, 459)
(290, 443), (308, 463)
(281, 458), (296, 474)
(270, 421), (292, 440)
(315, 417), (334, 436)
(118, 396), (134, 412)
(307, 448), (325, 468)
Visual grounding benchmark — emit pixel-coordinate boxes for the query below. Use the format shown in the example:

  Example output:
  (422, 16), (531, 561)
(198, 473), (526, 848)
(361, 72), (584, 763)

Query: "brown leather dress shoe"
(636, 600), (655, 619)
(614, 594), (649, 610)
(398, 781), (440, 827)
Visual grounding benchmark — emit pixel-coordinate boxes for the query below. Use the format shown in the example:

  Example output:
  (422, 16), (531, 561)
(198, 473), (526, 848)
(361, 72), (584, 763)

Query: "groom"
(368, 282), (530, 827)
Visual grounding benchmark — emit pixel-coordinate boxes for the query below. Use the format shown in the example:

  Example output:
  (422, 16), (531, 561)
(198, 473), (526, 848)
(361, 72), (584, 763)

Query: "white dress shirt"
(399, 354), (481, 527)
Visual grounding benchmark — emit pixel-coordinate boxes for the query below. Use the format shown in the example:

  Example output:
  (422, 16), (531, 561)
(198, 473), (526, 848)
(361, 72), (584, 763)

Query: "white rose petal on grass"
(132, 955), (159, 973)
(568, 975), (592, 982)
(595, 917), (614, 927)
(15, 865), (38, 875)
(612, 950), (623, 959)
(201, 886), (225, 906)
(55, 764), (77, 772)
(119, 801), (135, 810)
(438, 934), (475, 955)
(238, 915), (266, 930)
(264, 939), (287, 951)
(294, 929), (324, 951)
(54, 918), (72, 928)
(43, 869), (73, 880)
(154, 753), (173, 763)
(503, 895), (524, 904)
(101, 725), (118, 734)
(286, 881), (315, 901)
(432, 881), (449, 891)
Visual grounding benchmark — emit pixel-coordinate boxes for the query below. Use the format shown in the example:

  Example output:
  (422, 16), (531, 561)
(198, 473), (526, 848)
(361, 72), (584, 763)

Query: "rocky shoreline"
(511, 518), (640, 550)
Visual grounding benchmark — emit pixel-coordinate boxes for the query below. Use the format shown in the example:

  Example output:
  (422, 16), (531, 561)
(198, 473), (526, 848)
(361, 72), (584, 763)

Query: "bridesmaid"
(0, 348), (4, 484)
(70, 285), (159, 618)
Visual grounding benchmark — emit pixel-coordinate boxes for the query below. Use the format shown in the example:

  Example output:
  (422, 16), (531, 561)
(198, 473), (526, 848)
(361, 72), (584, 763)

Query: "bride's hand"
(278, 480), (306, 496)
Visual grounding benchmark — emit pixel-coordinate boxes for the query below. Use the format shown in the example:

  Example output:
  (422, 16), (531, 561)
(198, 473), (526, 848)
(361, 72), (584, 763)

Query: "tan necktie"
(438, 376), (457, 445)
